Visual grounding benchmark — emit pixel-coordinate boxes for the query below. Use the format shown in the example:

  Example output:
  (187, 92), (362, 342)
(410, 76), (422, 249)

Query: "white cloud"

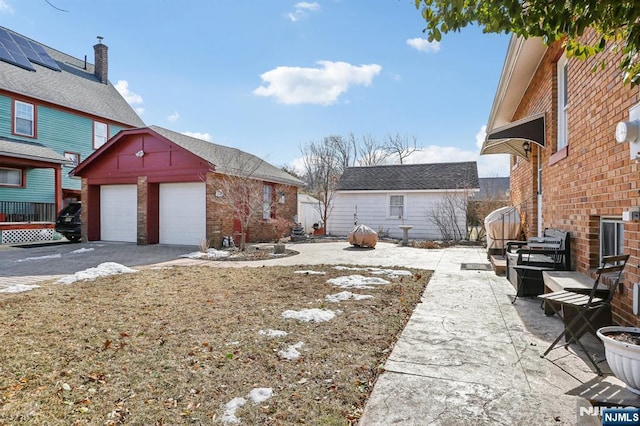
(253, 61), (382, 105)
(406, 38), (441, 53)
(475, 125), (487, 150)
(167, 111), (180, 122)
(114, 80), (143, 105)
(0, 1), (14, 13)
(182, 131), (212, 142)
(287, 2), (320, 21)
(135, 107), (145, 116)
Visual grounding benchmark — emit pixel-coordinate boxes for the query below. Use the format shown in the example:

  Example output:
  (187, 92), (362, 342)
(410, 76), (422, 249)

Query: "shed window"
(14, 101), (34, 137)
(389, 195), (404, 219)
(0, 167), (23, 186)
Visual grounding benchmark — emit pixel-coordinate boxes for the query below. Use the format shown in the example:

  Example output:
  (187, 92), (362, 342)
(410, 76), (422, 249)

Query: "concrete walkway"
(358, 245), (601, 425)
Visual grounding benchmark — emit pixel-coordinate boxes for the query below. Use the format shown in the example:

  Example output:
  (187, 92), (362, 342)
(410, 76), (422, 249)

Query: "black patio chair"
(537, 254), (629, 375)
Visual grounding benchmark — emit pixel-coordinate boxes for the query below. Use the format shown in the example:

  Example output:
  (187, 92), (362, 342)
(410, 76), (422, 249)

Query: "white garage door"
(100, 184), (137, 242)
(159, 182), (206, 246)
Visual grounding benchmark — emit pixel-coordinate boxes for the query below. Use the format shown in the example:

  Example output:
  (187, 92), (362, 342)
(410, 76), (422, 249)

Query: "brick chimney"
(93, 36), (108, 84)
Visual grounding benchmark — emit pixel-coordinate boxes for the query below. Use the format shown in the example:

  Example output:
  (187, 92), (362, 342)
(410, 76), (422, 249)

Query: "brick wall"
(137, 176), (148, 244)
(205, 172), (299, 247)
(508, 32), (640, 325)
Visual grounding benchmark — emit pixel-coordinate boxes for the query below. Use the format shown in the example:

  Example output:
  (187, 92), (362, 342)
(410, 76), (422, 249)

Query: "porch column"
(54, 166), (63, 214)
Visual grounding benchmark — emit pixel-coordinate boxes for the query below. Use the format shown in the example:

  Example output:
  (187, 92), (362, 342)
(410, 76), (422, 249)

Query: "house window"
(64, 152), (80, 168)
(14, 100), (34, 137)
(389, 195), (404, 219)
(0, 167), (23, 187)
(557, 54), (569, 151)
(263, 184), (273, 220)
(600, 218), (624, 262)
(94, 121), (108, 149)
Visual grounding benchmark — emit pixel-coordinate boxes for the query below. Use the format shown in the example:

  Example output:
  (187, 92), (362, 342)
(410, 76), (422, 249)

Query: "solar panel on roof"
(11, 31), (61, 71)
(0, 28), (61, 72)
(0, 28), (35, 71)
(29, 41), (61, 71)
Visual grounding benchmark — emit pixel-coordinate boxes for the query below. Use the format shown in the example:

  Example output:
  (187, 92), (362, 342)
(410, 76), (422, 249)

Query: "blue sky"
(1, 0), (511, 177)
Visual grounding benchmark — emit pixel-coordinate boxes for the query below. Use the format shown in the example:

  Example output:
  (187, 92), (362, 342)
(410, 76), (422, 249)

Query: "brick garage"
(73, 126), (304, 248)
(482, 31), (640, 326)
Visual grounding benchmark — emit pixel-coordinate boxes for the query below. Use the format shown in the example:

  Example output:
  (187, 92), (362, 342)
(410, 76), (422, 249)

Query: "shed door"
(159, 182), (206, 246)
(100, 184), (137, 242)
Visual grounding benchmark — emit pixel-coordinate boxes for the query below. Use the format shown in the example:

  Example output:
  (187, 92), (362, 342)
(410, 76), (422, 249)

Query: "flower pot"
(597, 326), (640, 394)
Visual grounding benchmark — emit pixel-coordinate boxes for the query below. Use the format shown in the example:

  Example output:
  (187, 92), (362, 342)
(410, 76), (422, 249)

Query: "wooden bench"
(542, 270), (613, 333)
(505, 228), (571, 296)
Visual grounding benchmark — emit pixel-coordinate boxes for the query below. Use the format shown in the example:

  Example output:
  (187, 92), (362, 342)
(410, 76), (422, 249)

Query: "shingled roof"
(0, 27), (145, 127)
(149, 126), (306, 187)
(336, 162), (479, 191)
(0, 136), (69, 165)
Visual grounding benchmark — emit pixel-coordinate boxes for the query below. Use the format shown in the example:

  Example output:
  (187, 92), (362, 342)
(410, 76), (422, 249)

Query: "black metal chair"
(537, 254), (630, 375)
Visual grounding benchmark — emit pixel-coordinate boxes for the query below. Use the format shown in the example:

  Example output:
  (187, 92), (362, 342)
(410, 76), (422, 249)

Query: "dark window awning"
(481, 113), (545, 159)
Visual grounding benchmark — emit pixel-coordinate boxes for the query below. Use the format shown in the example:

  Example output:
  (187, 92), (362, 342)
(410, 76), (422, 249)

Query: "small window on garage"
(263, 184), (274, 219)
(389, 195), (404, 219)
(0, 167), (24, 187)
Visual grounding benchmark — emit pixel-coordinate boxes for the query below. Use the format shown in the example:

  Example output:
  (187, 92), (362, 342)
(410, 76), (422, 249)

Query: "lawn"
(0, 263), (430, 425)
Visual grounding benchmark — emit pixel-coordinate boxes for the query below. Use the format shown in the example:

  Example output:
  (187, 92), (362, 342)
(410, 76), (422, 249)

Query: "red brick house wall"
(204, 173), (298, 246)
(508, 32), (640, 325)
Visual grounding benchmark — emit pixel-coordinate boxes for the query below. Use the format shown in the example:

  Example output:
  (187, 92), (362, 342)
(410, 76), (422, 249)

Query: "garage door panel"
(159, 182), (206, 246)
(100, 185), (137, 242)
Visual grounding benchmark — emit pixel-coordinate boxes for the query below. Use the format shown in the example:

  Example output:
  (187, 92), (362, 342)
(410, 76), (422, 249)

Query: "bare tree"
(426, 169), (479, 241)
(357, 133), (389, 166)
(384, 133), (419, 164)
(427, 191), (469, 240)
(299, 136), (347, 235)
(208, 151), (274, 251)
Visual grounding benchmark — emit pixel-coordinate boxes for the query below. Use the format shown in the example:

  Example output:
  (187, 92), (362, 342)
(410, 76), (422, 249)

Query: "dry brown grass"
(0, 264), (430, 425)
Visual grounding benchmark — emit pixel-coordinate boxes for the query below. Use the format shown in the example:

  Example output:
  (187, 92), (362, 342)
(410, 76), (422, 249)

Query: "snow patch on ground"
(259, 329), (288, 338)
(247, 387), (273, 403)
(16, 254), (62, 262)
(181, 248), (231, 260)
(222, 388), (274, 424)
(56, 262), (137, 284)
(327, 275), (390, 289)
(221, 397), (247, 424)
(278, 342), (304, 361)
(70, 247), (95, 254)
(282, 308), (335, 322)
(294, 270), (326, 275)
(325, 291), (374, 303)
(0, 284), (41, 294)
(333, 265), (412, 277)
